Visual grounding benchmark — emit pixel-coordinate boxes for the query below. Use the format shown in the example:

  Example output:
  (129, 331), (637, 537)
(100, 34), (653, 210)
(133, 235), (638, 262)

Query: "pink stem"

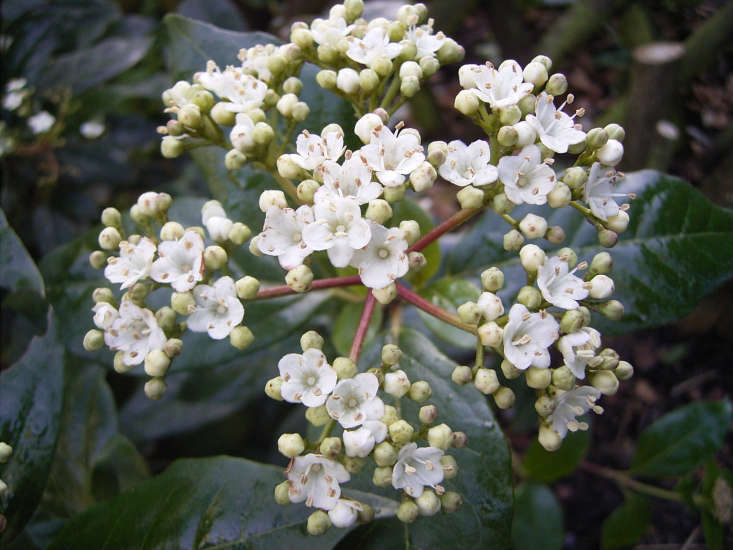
(395, 283), (477, 334)
(253, 275), (362, 300)
(407, 208), (482, 253)
(350, 291), (376, 362)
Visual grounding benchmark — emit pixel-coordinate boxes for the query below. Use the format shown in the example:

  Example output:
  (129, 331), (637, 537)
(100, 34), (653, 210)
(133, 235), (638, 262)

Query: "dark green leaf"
(0, 313), (64, 545)
(391, 199), (440, 289)
(600, 494), (651, 550)
(523, 429), (591, 483)
(417, 277), (480, 349)
(177, 0), (248, 31)
(332, 301), (384, 357)
(0, 208), (44, 295)
(447, 171), (733, 333)
(47, 456), (353, 549)
(701, 510), (724, 550)
(512, 483), (564, 550)
(631, 401), (732, 477)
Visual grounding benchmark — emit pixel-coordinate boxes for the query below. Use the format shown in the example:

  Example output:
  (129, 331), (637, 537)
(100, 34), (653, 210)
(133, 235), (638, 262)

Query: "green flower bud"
(230, 325), (254, 350)
(166, 119), (184, 136)
(456, 301), (480, 325)
(226, 222), (250, 246)
(305, 405), (330, 427)
(531, 54), (552, 71)
(83, 329), (104, 351)
(474, 368), (500, 395)
(519, 213), (548, 239)
(155, 306), (176, 334)
(562, 166), (587, 191)
(408, 380), (432, 402)
(451, 365), (473, 386)
(501, 359), (521, 380)
(436, 37), (464, 64)
(499, 105), (522, 126)
(163, 338), (183, 358)
(597, 139), (624, 166)
(365, 199), (392, 224)
(372, 465), (394, 487)
(517, 286), (542, 309)
(416, 489), (441, 516)
(497, 125), (519, 147)
(380, 344), (401, 366)
(224, 148), (247, 170)
(161, 136), (184, 158)
(144, 349), (171, 378)
(519, 244), (545, 272)
(210, 102), (236, 125)
(381, 404), (399, 426)
(344, 0), (364, 21)
(589, 274), (614, 299)
(98, 227), (121, 250)
(89, 251), (107, 270)
(265, 376), (283, 401)
(409, 162), (436, 192)
(370, 56), (393, 77)
(359, 68), (380, 93)
(493, 386), (516, 409)
(285, 265), (313, 293)
(374, 441), (398, 466)
(277, 433), (305, 458)
(252, 121), (274, 146)
(259, 189), (287, 212)
(492, 192), (515, 215)
(535, 394), (554, 417)
(343, 456), (366, 473)
(503, 228), (525, 251)
(440, 455), (458, 479)
(232, 277), (259, 302)
(418, 404), (438, 425)
(547, 182), (571, 209)
(552, 366), (576, 391)
(300, 330), (324, 351)
(457, 185), (484, 210)
(397, 500), (419, 523)
(478, 322), (503, 347)
(427, 141), (448, 167)
(144, 377), (167, 400)
(333, 357), (357, 379)
(276, 93), (298, 117)
(400, 75), (420, 98)
(420, 55), (440, 77)
(598, 228), (618, 248)
(427, 423), (453, 450)
(604, 123), (625, 142)
(178, 104), (202, 129)
(525, 366), (551, 389)
(398, 40), (418, 62)
(479, 267), (503, 292)
(307, 510), (331, 535)
(101, 207), (121, 228)
(294, 179), (318, 204)
(92, 287), (115, 304)
(615, 360), (634, 381)
(171, 291), (195, 315)
(158, 221), (183, 242)
(538, 425), (562, 451)
(518, 94), (537, 116)
(249, 235), (264, 257)
(607, 210), (629, 234)
(372, 282), (397, 305)
(555, 247), (578, 268)
(111, 352), (134, 374)
(560, 309), (586, 334)
(454, 90), (479, 116)
(383, 183), (406, 202)
(204, 245), (228, 270)
(319, 436), (342, 458)
(545, 73), (567, 96)
(193, 90), (214, 113)
(127, 282), (149, 305)
(291, 28), (314, 50)
(388, 20), (406, 42)
(451, 431), (468, 448)
(441, 491), (463, 513)
(398, 220), (421, 246)
(523, 61), (548, 89)
(389, 419), (414, 445)
(291, 102), (310, 123)
(590, 370), (619, 395)
(274, 480), (291, 505)
(0, 442), (12, 463)
(586, 128), (609, 150)
(317, 44), (339, 65)
(546, 226), (565, 244)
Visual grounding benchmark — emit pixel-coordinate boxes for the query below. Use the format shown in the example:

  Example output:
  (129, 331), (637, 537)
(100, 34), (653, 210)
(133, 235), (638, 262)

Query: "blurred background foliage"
(1, 0), (731, 549)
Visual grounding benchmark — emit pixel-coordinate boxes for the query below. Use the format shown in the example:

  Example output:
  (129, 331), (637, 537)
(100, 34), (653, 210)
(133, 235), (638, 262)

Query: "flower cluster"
(0, 441), (12, 500)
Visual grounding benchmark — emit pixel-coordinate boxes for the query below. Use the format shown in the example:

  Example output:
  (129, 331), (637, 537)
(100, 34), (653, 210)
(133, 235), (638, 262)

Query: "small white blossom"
(465, 60), (533, 110)
(238, 44), (278, 83)
(302, 195), (371, 268)
(405, 24), (445, 59)
(439, 139), (497, 187)
(196, 62), (267, 112)
(278, 348), (338, 408)
(202, 201), (233, 241)
(350, 221), (409, 290)
(536, 256), (589, 310)
(343, 420), (388, 457)
(104, 238), (156, 290)
(28, 111), (55, 134)
(187, 276), (244, 340)
(287, 454), (350, 510)
(104, 301), (166, 366)
(526, 92), (586, 154)
(392, 443), (444, 498)
(162, 81), (196, 110)
(477, 291), (504, 321)
(150, 231), (205, 292)
(548, 386), (603, 438)
(346, 26), (401, 66)
(326, 372), (384, 429)
(557, 327), (601, 379)
(502, 304), (559, 370)
(359, 125), (425, 187)
(328, 499), (362, 528)
(311, 16), (354, 48)
(291, 129), (345, 171)
(80, 119), (105, 139)
(2, 78), (28, 111)
(230, 113), (255, 152)
(497, 144), (556, 205)
(315, 156), (381, 205)
(92, 302), (118, 330)
(257, 205), (314, 269)
(583, 163), (623, 221)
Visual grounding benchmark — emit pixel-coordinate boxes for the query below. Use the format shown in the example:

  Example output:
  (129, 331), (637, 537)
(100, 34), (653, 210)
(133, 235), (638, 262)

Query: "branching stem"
(252, 275), (362, 300)
(395, 283), (477, 334)
(407, 207), (484, 253)
(579, 461), (683, 502)
(350, 291), (376, 363)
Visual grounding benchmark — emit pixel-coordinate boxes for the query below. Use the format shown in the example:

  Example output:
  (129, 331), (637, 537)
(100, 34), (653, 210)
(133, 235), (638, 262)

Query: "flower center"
(292, 231), (302, 243)
(348, 397), (359, 408)
(306, 376), (316, 386)
(517, 174), (530, 188)
(377, 247), (390, 259)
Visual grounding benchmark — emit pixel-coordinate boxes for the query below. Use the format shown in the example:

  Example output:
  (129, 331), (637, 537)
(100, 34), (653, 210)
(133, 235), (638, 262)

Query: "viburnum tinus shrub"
(84, 0), (636, 536)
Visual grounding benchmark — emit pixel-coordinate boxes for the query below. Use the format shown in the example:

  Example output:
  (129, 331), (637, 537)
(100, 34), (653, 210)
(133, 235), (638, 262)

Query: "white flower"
(195, 62), (267, 113)
(315, 156), (381, 205)
(162, 81), (196, 110)
(346, 26), (402, 66)
(438, 139), (497, 187)
(548, 386), (603, 438)
(287, 454), (350, 510)
(359, 125), (425, 187)
(497, 144), (556, 205)
(526, 92), (586, 154)
(238, 44), (276, 83)
(104, 301), (166, 366)
(392, 443), (444, 498)
(405, 25), (445, 59)
(328, 499), (363, 528)
(230, 113), (255, 152)
(350, 221), (408, 290)
(536, 256), (589, 310)
(583, 163), (622, 221)
(2, 78), (27, 111)
(477, 291), (504, 321)
(467, 60), (533, 110)
(202, 200), (233, 241)
(257, 205), (314, 269)
(343, 420), (387, 457)
(557, 327), (601, 379)
(28, 111), (55, 134)
(502, 304), (559, 370)
(150, 231), (205, 292)
(291, 129), (345, 171)
(92, 302), (118, 330)
(326, 372), (384, 429)
(311, 16), (354, 48)
(186, 276), (244, 340)
(104, 237), (156, 290)
(278, 348), (338, 408)
(302, 195), (371, 268)
(80, 119), (105, 139)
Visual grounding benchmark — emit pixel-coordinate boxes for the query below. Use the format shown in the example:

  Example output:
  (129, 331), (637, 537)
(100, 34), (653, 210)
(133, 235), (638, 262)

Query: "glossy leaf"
(523, 429), (591, 483)
(630, 400), (732, 477)
(417, 277), (480, 349)
(0, 313), (64, 545)
(47, 456), (354, 549)
(177, 0), (248, 31)
(512, 483), (564, 550)
(0, 208), (45, 295)
(600, 495), (651, 550)
(447, 171), (733, 333)
(332, 301), (384, 357)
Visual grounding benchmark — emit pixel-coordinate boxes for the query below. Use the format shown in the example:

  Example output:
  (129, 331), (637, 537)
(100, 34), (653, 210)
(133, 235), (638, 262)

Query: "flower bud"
(451, 365), (473, 385)
(98, 227), (121, 250)
(499, 104), (522, 126)
(356, 69), (379, 94)
(166, 119), (184, 136)
(525, 366), (551, 389)
(370, 56), (393, 77)
(333, 357), (357, 379)
(607, 210), (629, 234)
(371, 441), (396, 467)
(101, 207), (121, 228)
(547, 182), (571, 209)
(372, 465), (393, 487)
(589, 274), (614, 299)
(144, 349), (171, 377)
(276, 93), (298, 117)
(337, 68), (360, 95)
(279, 77), (302, 96)
(538, 425), (562, 451)
(319, 436), (342, 458)
(296, 179), (319, 204)
(259, 190), (287, 212)
(83, 329), (104, 351)
(384, 370), (410, 398)
(0, 442), (12, 464)
(204, 245), (227, 271)
(163, 338), (182, 358)
(451, 431), (468, 448)
(291, 27), (313, 50)
(296, 330), (323, 352)
(305, 405), (330, 426)
(171, 291), (195, 315)
(316, 68), (338, 91)
(277, 433), (305, 458)
(420, 55), (441, 77)
(519, 213), (548, 239)
(343, 456), (366, 474)
(409, 161), (437, 192)
(397, 500), (419, 523)
(376, 344), (401, 367)
(253, 122), (275, 145)
(183, 226), (205, 240)
(156, 222), (183, 243)
(274, 480), (291, 505)
(383, 184), (406, 203)
(493, 386), (516, 409)
(416, 489), (441, 516)
(89, 251), (107, 269)
(597, 139), (624, 166)
(590, 370), (619, 395)
(491, 194), (514, 216)
(344, 0), (364, 22)
(535, 394), (554, 417)
(226, 223), (250, 246)
(307, 510), (331, 535)
(474, 368), (500, 395)
(354, 113), (382, 144)
(365, 199), (392, 224)
(388, 20), (406, 42)
(560, 309), (585, 334)
(427, 424), (453, 451)
(92, 287), (115, 304)
(523, 61), (549, 89)
(409, 380), (432, 402)
(517, 286), (542, 309)
(457, 301), (481, 325)
(265, 376), (283, 401)
(155, 306), (176, 334)
(285, 265), (313, 293)
(193, 90), (214, 113)
(389, 419), (414, 444)
(517, 94), (537, 117)
(370, 282), (396, 305)
(127, 282), (149, 305)
(503, 229), (524, 251)
(519, 244), (546, 273)
(501, 359), (521, 380)
(249, 235), (264, 256)
(550, 366), (575, 391)
(160, 136), (184, 158)
(604, 123), (625, 142)
(454, 90), (479, 116)
(381, 404), (399, 426)
(477, 268), (503, 294)
(436, 37), (465, 64)
(112, 352), (133, 373)
(210, 102), (236, 125)
(478, 322), (503, 347)
(615, 360), (634, 380)
(400, 75), (420, 98)
(497, 125), (519, 147)
(427, 140), (448, 167)
(561, 167), (586, 192)
(586, 253), (612, 279)
(546, 226), (565, 244)
(598, 228), (618, 248)
(586, 128), (609, 151)
(144, 377), (167, 400)
(545, 73), (567, 96)
(418, 404), (438, 424)
(441, 491), (463, 513)
(178, 104), (202, 129)
(456, 185), (484, 210)
(229, 325), (253, 350)
(441, 455), (458, 479)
